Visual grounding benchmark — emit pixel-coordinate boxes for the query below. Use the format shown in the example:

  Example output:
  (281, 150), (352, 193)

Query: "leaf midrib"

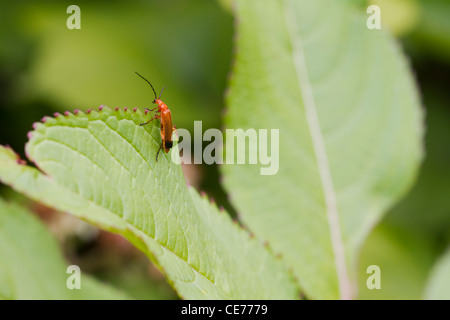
(282, 0), (351, 299)
(28, 121), (231, 299)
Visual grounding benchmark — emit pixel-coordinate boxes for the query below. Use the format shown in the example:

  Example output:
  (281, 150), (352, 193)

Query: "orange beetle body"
(136, 72), (176, 161)
(153, 99), (174, 153)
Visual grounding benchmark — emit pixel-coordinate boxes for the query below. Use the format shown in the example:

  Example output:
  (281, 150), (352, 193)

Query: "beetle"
(136, 72), (176, 161)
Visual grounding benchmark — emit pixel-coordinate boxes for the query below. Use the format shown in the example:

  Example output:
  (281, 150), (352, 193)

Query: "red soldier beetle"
(136, 72), (176, 162)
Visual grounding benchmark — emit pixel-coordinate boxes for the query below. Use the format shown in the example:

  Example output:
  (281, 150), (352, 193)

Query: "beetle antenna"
(135, 71), (157, 100)
(158, 86), (166, 99)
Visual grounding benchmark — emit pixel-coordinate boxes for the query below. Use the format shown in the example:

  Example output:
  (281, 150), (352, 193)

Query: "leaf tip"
(53, 112), (60, 118)
(64, 111), (70, 117)
(86, 108), (92, 114)
(3, 145), (26, 165)
(74, 109), (80, 115)
(133, 107), (138, 113)
(124, 107), (128, 112)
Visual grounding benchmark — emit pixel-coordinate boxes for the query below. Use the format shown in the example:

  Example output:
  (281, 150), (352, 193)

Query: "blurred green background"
(0, 0), (449, 299)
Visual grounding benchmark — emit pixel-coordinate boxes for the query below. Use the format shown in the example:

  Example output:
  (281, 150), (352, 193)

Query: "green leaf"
(222, 0), (423, 299)
(0, 197), (129, 300)
(424, 247), (450, 300)
(0, 107), (297, 299)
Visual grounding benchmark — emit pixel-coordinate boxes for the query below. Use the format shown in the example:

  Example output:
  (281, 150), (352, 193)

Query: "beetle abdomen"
(165, 141), (173, 150)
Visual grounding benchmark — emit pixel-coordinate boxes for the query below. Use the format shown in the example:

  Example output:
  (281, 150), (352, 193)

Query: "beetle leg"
(156, 142), (163, 162)
(144, 107), (158, 112)
(140, 113), (160, 126)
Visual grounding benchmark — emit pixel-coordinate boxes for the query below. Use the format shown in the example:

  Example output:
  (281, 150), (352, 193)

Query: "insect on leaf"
(0, 107), (298, 299)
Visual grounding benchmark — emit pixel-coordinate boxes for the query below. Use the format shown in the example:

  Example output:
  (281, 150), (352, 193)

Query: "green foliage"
(0, 198), (129, 299)
(424, 247), (450, 300)
(0, 107), (297, 299)
(0, 0), (448, 300)
(412, 0), (450, 64)
(222, 0), (423, 299)
(22, 1), (232, 132)
(357, 224), (437, 299)
(369, 0), (421, 36)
